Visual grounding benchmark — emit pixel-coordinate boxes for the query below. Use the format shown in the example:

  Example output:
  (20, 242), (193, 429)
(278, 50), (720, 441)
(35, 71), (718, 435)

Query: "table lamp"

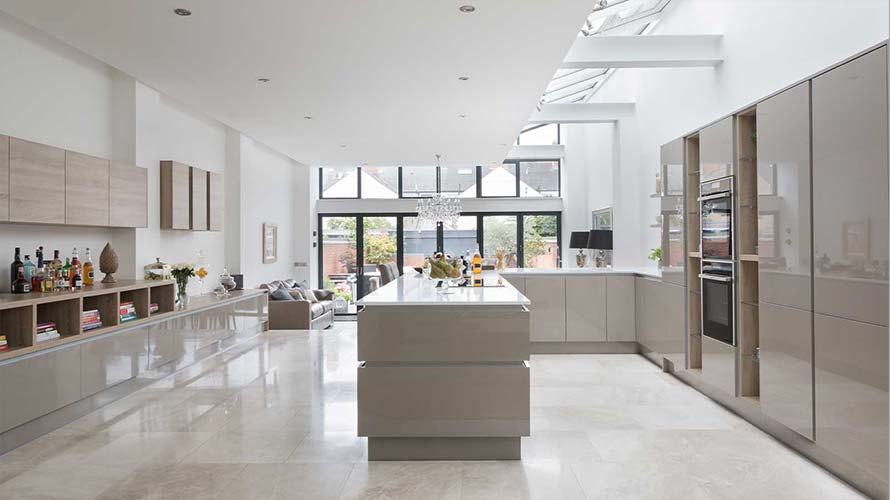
(569, 232), (590, 267)
(587, 230), (613, 268)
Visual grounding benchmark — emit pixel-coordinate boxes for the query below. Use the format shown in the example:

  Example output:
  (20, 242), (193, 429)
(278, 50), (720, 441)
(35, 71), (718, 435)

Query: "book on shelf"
(120, 313), (137, 323)
(36, 330), (61, 343)
(149, 303), (159, 314)
(0, 335), (7, 351)
(83, 320), (103, 331)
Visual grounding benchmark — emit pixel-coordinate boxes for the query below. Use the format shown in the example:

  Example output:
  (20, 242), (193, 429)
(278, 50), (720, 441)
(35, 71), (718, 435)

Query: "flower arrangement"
(171, 263), (195, 304)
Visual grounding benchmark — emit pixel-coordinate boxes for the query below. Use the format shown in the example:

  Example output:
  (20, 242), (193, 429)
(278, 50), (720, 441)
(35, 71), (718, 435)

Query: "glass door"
(320, 216), (359, 314)
(482, 215), (518, 267)
(361, 216), (398, 298)
(523, 214), (559, 268)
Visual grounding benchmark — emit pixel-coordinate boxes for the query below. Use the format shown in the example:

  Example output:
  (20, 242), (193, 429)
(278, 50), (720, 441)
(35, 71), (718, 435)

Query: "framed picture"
(263, 223), (278, 264)
(842, 219), (870, 260)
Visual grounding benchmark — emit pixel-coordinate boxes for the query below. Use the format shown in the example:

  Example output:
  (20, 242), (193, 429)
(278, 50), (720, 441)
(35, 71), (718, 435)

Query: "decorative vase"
(176, 279), (189, 307)
(575, 251), (587, 268)
(99, 243), (118, 283)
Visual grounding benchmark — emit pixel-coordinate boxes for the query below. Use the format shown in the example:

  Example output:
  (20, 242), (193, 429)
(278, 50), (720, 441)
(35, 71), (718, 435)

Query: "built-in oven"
(700, 261), (735, 346)
(699, 176), (734, 261)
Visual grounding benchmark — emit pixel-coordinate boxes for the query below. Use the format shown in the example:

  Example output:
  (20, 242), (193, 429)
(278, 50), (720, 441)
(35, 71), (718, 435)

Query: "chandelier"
(416, 154), (462, 227)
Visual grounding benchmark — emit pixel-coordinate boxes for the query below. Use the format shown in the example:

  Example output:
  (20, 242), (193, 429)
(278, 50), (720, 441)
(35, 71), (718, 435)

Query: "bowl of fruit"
(422, 253), (464, 290)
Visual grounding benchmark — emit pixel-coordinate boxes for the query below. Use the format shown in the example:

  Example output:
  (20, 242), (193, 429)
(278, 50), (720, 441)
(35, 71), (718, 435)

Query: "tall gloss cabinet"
(812, 46), (888, 484)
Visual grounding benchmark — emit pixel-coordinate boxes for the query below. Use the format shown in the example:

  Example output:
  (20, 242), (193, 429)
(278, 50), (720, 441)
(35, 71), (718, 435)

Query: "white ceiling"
(0, 0), (591, 167)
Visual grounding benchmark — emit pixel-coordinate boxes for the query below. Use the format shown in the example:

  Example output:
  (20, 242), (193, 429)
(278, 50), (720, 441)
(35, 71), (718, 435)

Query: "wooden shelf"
(739, 254), (759, 262)
(688, 251), (702, 258)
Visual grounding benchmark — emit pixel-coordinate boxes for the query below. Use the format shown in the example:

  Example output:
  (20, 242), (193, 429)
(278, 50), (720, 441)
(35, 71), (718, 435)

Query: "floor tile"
(338, 462), (461, 500)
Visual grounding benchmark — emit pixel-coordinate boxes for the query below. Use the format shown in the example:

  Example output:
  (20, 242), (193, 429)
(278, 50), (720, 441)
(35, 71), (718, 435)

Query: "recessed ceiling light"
(339, 144), (347, 149)
(458, 76), (469, 81)
(500, 143), (508, 146)
(458, 114), (467, 118)
(459, 5), (476, 13)
(257, 78), (270, 83)
(173, 8), (192, 16)
(304, 116), (313, 120)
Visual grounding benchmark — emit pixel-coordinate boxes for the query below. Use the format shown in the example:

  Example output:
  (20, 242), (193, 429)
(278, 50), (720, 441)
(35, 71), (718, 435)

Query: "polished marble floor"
(0, 323), (868, 500)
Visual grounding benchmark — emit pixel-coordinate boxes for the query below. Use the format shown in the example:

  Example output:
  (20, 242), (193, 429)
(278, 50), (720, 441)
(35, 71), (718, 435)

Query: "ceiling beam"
(528, 103), (634, 124)
(562, 34), (723, 69)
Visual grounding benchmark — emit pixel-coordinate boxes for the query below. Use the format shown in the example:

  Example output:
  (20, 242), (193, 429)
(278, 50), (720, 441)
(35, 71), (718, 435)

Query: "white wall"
(591, 0), (889, 269)
(0, 11), (307, 295)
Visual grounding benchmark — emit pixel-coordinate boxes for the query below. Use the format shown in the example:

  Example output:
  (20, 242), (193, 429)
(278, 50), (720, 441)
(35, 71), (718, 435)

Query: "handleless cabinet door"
(190, 167), (208, 231)
(525, 276), (566, 342)
(760, 302), (813, 439)
(662, 282), (686, 370)
(9, 138), (65, 224)
(160, 161), (190, 230)
(0, 135), (8, 221)
(110, 161), (148, 228)
(565, 276), (606, 342)
(208, 171), (224, 231)
(757, 82), (812, 310)
(65, 151), (109, 226)
(812, 47), (888, 326)
(814, 312), (888, 482)
(503, 276), (525, 294)
(699, 116), (734, 182)
(606, 275), (636, 341)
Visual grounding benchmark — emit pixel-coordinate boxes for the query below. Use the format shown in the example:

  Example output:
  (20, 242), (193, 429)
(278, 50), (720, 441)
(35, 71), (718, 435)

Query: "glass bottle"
(12, 264), (31, 294)
(472, 244), (482, 275)
(23, 255), (35, 284)
(51, 250), (62, 278)
(35, 246), (44, 268)
(32, 264), (45, 292)
(9, 247), (22, 293)
(41, 265), (54, 292)
(82, 248), (94, 286)
(58, 258), (71, 290)
(69, 248), (80, 285)
(195, 250), (209, 295)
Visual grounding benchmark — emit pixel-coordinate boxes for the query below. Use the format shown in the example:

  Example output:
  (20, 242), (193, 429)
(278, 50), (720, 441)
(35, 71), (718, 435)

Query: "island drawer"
(357, 363), (530, 437)
(357, 306), (529, 362)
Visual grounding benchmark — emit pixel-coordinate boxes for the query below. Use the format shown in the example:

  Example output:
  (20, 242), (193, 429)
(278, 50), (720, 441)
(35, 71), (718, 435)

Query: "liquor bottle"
(32, 264), (45, 292)
(23, 255), (35, 284)
(472, 244), (482, 275)
(41, 265), (54, 292)
(69, 248), (80, 285)
(36, 246), (44, 268)
(82, 248), (94, 286)
(9, 247), (22, 293)
(71, 261), (83, 289)
(12, 264), (31, 294)
(51, 250), (62, 277)
(58, 258), (71, 290)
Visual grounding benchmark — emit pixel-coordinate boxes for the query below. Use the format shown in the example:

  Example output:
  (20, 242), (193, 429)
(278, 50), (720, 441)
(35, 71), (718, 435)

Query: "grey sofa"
(259, 279), (335, 330)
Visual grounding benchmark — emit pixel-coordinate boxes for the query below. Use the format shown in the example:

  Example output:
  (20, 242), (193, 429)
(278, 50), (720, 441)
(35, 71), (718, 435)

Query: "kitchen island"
(356, 271), (530, 460)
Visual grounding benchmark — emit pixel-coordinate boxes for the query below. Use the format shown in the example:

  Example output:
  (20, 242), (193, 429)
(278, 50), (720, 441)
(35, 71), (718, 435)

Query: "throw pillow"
(297, 284), (318, 303)
(269, 288), (293, 301)
(283, 279), (296, 288)
(287, 288), (306, 301)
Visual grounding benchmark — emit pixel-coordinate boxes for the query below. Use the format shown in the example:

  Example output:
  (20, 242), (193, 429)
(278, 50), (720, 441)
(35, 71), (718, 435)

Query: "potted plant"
(648, 247), (663, 269)
(171, 263), (195, 307)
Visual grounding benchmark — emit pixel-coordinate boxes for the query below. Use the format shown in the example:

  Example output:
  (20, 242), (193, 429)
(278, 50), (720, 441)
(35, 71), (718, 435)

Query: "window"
(481, 164), (518, 197)
(439, 166), (477, 198)
(482, 215), (518, 267)
(523, 215), (559, 268)
(442, 216), (478, 258)
(516, 123), (560, 145)
(401, 167), (438, 198)
(360, 167), (399, 199)
(403, 216), (438, 268)
(320, 167), (358, 198)
(518, 161), (560, 197)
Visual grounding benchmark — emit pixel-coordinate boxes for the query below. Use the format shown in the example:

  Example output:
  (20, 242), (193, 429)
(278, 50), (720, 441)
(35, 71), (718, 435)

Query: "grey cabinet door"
(661, 282), (686, 370)
(636, 277), (663, 355)
(660, 138), (686, 286)
(814, 312), (888, 483)
(565, 276), (606, 342)
(0, 135), (8, 221)
(0, 345), (81, 433)
(812, 46), (888, 326)
(757, 82), (812, 310)
(606, 275), (635, 341)
(524, 276), (566, 342)
(699, 116), (734, 182)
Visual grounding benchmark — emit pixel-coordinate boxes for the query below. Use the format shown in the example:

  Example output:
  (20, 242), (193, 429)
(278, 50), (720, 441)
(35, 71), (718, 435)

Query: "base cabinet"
(524, 277), (566, 342)
(606, 275), (635, 341)
(565, 276), (606, 342)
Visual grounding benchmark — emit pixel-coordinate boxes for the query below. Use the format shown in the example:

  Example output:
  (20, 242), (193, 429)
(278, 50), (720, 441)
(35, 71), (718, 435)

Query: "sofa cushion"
(283, 279), (297, 288)
(298, 284), (318, 303)
(320, 300), (334, 314)
(270, 288), (293, 301)
(287, 288), (306, 300)
(310, 302), (326, 318)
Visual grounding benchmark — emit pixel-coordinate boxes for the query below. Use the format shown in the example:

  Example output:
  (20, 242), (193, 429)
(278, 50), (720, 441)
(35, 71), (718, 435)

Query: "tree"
(364, 232), (396, 264)
(523, 215), (557, 267)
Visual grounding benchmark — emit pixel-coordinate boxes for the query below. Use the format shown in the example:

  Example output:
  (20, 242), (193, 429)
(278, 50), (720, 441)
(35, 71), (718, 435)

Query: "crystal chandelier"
(416, 154), (462, 227)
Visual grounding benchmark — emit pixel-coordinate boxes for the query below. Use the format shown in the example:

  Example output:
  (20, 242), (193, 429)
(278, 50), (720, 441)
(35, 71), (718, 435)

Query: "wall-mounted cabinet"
(0, 135), (8, 222)
(110, 161), (148, 228)
(9, 138), (65, 224)
(699, 116), (734, 182)
(65, 151), (109, 226)
(190, 167), (208, 231)
(160, 160), (190, 230)
(208, 171), (224, 231)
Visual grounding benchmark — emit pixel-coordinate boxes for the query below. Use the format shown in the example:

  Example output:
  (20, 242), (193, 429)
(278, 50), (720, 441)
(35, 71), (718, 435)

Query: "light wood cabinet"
(208, 171), (224, 231)
(0, 135), (8, 221)
(606, 275), (635, 341)
(565, 276), (606, 342)
(109, 161), (148, 228)
(9, 138), (65, 224)
(160, 160), (190, 230)
(189, 167), (208, 231)
(699, 116), (734, 182)
(524, 276), (566, 342)
(65, 151), (109, 226)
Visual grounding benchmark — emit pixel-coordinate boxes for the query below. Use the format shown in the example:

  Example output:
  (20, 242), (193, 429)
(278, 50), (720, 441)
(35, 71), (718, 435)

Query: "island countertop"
(357, 271), (530, 307)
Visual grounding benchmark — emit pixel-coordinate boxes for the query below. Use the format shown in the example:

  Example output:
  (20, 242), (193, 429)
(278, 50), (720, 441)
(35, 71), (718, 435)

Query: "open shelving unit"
(736, 107), (760, 399)
(685, 133), (702, 370)
(0, 280), (175, 361)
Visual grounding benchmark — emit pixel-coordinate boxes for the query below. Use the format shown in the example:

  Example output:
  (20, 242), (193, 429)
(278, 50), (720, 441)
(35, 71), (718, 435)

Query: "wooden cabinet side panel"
(208, 171), (224, 231)
(9, 138), (65, 224)
(0, 135), (8, 221)
(65, 151), (109, 226)
(190, 167), (208, 231)
(110, 162), (148, 228)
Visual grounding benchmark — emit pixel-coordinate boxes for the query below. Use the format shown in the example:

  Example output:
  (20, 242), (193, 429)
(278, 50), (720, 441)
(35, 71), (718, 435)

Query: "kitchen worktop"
(498, 267), (663, 280)
(357, 270), (530, 307)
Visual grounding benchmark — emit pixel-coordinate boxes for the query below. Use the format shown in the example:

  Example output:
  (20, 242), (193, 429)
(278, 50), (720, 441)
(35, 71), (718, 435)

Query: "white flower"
(172, 262), (194, 271)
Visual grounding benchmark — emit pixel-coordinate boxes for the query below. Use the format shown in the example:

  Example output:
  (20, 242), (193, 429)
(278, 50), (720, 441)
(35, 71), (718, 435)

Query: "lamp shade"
(587, 230), (613, 250)
(569, 231), (590, 249)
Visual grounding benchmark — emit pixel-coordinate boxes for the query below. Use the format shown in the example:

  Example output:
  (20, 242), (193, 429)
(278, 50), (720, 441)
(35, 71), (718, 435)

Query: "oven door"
(700, 271), (734, 346)
(700, 193), (733, 260)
